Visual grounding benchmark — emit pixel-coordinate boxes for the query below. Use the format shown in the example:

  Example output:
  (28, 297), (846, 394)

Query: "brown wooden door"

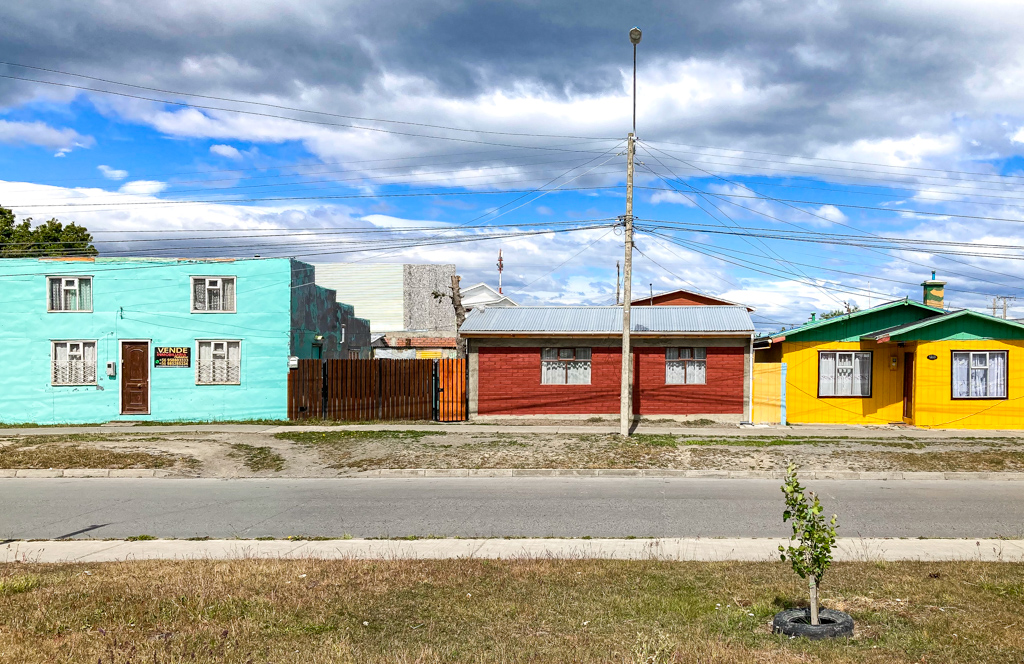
(121, 342), (150, 414)
(902, 352), (915, 420)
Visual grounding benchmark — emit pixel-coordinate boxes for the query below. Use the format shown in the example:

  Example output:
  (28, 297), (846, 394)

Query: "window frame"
(190, 276), (237, 313)
(540, 347), (592, 386)
(665, 347), (707, 385)
(50, 339), (98, 386)
(195, 339), (242, 385)
(951, 350), (1008, 400)
(817, 350), (873, 398)
(46, 275), (94, 313)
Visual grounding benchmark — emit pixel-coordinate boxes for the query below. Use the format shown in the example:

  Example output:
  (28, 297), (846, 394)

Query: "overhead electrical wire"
(0, 61), (616, 141)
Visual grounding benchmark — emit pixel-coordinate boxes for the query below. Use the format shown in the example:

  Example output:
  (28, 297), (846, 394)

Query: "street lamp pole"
(620, 26), (641, 437)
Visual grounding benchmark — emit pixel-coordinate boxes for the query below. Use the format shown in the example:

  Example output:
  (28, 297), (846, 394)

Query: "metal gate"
(288, 358), (467, 421)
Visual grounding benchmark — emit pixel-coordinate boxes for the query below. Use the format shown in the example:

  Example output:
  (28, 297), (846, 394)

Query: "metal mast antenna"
(621, 26), (642, 437)
(497, 249), (504, 294)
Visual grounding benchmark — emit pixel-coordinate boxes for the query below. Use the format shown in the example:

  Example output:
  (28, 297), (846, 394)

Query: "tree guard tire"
(772, 608), (854, 640)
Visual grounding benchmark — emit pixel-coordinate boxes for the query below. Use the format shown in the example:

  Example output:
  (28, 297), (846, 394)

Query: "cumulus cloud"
(118, 180), (168, 195)
(0, 119), (92, 151)
(209, 144), (243, 159)
(97, 165), (128, 180)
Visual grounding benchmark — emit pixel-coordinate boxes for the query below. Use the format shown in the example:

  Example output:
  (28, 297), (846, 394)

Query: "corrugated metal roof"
(460, 306), (754, 335)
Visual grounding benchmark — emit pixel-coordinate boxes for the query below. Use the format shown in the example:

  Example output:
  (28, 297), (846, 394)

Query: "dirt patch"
(0, 436), (195, 470)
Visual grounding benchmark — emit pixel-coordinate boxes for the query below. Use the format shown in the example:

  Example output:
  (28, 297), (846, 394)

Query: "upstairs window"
(197, 340), (241, 384)
(48, 276), (92, 312)
(953, 351), (1007, 399)
(52, 340), (97, 385)
(666, 347), (707, 384)
(192, 277), (236, 312)
(819, 351), (872, 397)
(541, 347), (592, 385)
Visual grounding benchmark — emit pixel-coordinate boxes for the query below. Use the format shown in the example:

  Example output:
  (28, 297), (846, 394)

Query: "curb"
(357, 468), (1024, 481)
(2, 468), (1022, 480)
(0, 469), (174, 478)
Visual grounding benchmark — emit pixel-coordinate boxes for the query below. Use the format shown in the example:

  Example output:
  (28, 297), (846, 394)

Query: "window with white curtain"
(196, 340), (241, 384)
(47, 276), (93, 312)
(51, 341), (97, 385)
(666, 347), (707, 384)
(191, 277), (236, 312)
(819, 351), (872, 397)
(540, 348), (592, 385)
(952, 351), (1007, 398)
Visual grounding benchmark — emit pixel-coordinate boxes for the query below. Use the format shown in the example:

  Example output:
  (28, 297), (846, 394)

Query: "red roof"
(630, 288), (754, 312)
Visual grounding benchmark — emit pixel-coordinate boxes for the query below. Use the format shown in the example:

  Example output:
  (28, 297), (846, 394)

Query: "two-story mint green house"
(0, 257), (369, 424)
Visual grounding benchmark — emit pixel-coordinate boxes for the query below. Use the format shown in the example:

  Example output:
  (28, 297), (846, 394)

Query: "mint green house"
(0, 257), (369, 424)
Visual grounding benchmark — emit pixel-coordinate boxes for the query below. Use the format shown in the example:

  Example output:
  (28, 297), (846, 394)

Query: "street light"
(629, 27), (642, 133)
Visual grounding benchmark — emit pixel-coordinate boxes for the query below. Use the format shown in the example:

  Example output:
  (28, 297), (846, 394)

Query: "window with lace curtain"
(952, 351), (1007, 399)
(47, 276), (93, 312)
(540, 348), (591, 385)
(191, 277), (236, 312)
(818, 351), (872, 397)
(196, 340), (241, 384)
(51, 341), (97, 385)
(666, 347), (706, 384)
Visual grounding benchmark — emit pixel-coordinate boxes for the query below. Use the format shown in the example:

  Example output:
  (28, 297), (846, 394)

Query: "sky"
(3, 0), (1024, 330)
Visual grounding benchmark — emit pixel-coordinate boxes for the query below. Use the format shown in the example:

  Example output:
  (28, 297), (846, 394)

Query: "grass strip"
(1, 559), (1021, 663)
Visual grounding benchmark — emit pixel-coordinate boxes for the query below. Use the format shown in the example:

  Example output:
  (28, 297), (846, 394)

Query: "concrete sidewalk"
(3, 422), (1024, 437)
(5, 537), (1022, 564)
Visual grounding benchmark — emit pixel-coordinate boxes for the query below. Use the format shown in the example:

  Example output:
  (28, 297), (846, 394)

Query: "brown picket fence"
(289, 358), (466, 422)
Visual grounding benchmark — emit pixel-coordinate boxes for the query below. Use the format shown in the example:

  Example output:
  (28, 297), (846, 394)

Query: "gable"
(780, 302), (942, 342)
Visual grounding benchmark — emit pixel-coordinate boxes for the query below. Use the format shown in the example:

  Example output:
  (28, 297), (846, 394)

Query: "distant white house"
(461, 282), (518, 310)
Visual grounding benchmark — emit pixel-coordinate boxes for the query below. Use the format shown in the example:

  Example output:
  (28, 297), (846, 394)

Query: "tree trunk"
(450, 275), (467, 357)
(809, 576), (819, 626)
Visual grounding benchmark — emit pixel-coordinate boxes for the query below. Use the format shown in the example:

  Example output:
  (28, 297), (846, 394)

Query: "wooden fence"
(288, 358), (467, 422)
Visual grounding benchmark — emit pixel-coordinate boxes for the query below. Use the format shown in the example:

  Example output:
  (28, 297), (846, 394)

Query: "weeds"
(227, 443), (286, 472)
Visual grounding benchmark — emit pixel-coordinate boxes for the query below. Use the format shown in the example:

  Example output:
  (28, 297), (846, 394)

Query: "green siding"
(780, 302), (941, 342)
(887, 313), (1024, 342)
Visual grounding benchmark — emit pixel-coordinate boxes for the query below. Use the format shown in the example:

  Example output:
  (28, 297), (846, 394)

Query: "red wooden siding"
(632, 346), (744, 414)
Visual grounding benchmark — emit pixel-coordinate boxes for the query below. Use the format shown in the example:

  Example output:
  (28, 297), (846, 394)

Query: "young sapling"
(779, 463), (838, 626)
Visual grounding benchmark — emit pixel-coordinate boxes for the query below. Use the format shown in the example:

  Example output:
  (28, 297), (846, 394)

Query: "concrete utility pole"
(620, 27), (642, 437)
(620, 133), (636, 436)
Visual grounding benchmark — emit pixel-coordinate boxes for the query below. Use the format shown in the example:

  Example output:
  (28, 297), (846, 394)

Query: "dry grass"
(227, 444), (286, 472)
(0, 558), (1021, 663)
(274, 430), (1024, 473)
(0, 436), (195, 470)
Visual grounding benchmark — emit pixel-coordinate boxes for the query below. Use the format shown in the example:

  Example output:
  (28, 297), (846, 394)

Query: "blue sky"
(4, 0), (1024, 330)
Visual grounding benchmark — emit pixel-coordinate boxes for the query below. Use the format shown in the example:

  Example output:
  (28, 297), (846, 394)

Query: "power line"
(0, 71), (617, 153)
(0, 61), (616, 141)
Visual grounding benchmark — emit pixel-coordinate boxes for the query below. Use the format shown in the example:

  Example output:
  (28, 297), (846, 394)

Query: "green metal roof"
(770, 299), (944, 343)
(861, 309), (1024, 342)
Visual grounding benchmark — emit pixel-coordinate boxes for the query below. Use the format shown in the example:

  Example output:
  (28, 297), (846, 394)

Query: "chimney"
(921, 271), (946, 309)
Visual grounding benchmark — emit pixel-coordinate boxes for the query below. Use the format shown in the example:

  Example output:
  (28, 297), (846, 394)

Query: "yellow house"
(755, 277), (1024, 429)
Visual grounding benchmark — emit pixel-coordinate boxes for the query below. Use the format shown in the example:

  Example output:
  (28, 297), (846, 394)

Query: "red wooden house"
(461, 305), (755, 422)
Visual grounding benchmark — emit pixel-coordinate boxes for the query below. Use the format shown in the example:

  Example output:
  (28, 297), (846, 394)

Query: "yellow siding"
(780, 341), (905, 425)
(912, 339), (1024, 429)
(752, 363), (784, 424)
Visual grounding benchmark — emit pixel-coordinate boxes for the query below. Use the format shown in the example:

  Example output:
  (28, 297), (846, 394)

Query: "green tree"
(819, 305), (860, 321)
(779, 463), (838, 626)
(0, 205), (98, 257)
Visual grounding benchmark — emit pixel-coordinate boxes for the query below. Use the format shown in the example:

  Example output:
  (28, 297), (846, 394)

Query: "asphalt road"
(1, 478), (1021, 540)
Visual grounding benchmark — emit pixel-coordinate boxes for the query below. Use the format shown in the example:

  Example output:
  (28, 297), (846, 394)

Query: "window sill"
(951, 396), (1008, 401)
(190, 310), (237, 314)
(51, 383), (99, 387)
(46, 310), (93, 314)
(195, 382), (241, 386)
(818, 395), (873, 399)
